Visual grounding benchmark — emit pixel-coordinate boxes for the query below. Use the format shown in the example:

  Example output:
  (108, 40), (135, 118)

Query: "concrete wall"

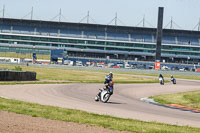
(0, 71), (36, 81)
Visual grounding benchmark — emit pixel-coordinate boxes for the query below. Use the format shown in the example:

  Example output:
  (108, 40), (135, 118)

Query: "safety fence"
(0, 70), (36, 81)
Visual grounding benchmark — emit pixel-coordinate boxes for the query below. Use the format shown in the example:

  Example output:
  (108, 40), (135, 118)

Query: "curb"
(140, 98), (200, 113)
(167, 104), (200, 113)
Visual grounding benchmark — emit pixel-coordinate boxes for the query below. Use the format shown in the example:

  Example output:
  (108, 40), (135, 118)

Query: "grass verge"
(0, 52), (50, 60)
(0, 97), (200, 133)
(151, 90), (200, 109)
(0, 81), (74, 85)
(0, 64), (158, 84)
(116, 71), (200, 81)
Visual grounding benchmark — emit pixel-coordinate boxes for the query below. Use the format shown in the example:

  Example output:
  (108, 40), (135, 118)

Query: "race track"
(0, 79), (200, 128)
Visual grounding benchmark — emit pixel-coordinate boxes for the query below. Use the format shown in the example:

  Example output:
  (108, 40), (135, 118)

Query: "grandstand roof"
(0, 17), (200, 37)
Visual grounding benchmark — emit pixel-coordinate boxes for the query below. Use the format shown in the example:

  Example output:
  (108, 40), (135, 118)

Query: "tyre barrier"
(0, 70), (36, 81)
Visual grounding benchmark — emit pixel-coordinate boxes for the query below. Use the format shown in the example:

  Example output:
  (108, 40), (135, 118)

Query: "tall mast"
(2, 5), (5, 18)
(59, 8), (61, 22)
(31, 7), (33, 20)
(115, 12), (117, 26)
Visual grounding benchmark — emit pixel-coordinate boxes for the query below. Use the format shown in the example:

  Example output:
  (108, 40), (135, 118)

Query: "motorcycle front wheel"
(102, 93), (110, 103)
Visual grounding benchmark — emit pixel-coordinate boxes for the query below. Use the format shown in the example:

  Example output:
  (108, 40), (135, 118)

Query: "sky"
(0, 0), (200, 30)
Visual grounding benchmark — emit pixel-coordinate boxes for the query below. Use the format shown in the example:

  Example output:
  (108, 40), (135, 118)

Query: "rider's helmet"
(109, 72), (113, 79)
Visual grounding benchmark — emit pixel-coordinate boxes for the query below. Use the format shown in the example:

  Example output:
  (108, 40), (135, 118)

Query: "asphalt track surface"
(0, 79), (200, 128)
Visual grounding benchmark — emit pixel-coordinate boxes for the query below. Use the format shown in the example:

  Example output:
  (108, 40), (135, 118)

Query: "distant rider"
(159, 74), (163, 79)
(159, 74), (164, 81)
(171, 75), (176, 84)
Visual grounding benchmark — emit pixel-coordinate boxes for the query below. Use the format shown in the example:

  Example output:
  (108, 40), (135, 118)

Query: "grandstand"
(0, 17), (200, 64)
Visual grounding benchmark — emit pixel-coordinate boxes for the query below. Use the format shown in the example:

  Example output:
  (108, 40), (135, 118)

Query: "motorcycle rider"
(104, 75), (110, 84)
(104, 74), (114, 95)
(159, 74), (164, 83)
(95, 73), (114, 102)
(171, 75), (176, 84)
(107, 78), (114, 95)
(108, 72), (113, 79)
(159, 74), (164, 79)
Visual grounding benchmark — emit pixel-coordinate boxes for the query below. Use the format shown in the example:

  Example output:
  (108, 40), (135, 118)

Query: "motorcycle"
(171, 77), (176, 84)
(159, 77), (164, 85)
(95, 87), (111, 103)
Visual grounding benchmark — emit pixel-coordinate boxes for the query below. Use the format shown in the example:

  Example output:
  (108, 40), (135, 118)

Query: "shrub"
(13, 66), (22, 71)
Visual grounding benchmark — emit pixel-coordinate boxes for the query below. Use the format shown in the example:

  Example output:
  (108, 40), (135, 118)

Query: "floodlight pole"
(143, 15), (145, 27)
(115, 12), (117, 26)
(155, 7), (164, 62)
(31, 7), (33, 20)
(59, 8), (61, 22)
(170, 17), (173, 29)
(2, 5), (5, 18)
(87, 11), (89, 23)
(198, 18), (200, 31)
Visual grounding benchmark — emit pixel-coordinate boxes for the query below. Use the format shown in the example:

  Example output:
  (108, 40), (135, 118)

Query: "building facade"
(0, 18), (200, 64)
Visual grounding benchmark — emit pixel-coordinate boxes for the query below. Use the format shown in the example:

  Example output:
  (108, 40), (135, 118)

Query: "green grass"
(1, 52), (200, 81)
(116, 71), (200, 81)
(151, 90), (200, 109)
(0, 64), (158, 84)
(0, 97), (199, 133)
(164, 75), (200, 81)
(0, 81), (73, 85)
(0, 52), (50, 60)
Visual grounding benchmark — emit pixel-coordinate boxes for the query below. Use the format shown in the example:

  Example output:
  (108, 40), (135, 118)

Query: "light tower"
(155, 7), (164, 70)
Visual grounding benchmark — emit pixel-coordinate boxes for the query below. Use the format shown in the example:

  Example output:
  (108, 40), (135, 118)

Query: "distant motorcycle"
(171, 77), (176, 84)
(95, 87), (111, 103)
(159, 77), (164, 85)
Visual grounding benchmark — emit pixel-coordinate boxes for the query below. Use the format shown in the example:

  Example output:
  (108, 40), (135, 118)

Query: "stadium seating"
(177, 36), (199, 45)
(0, 25), (11, 33)
(131, 34), (153, 43)
(162, 36), (176, 44)
(13, 26), (34, 32)
(0, 25), (11, 31)
(84, 30), (105, 40)
(0, 23), (199, 46)
(107, 32), (129, 41)
(60, 29), (82, 38)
